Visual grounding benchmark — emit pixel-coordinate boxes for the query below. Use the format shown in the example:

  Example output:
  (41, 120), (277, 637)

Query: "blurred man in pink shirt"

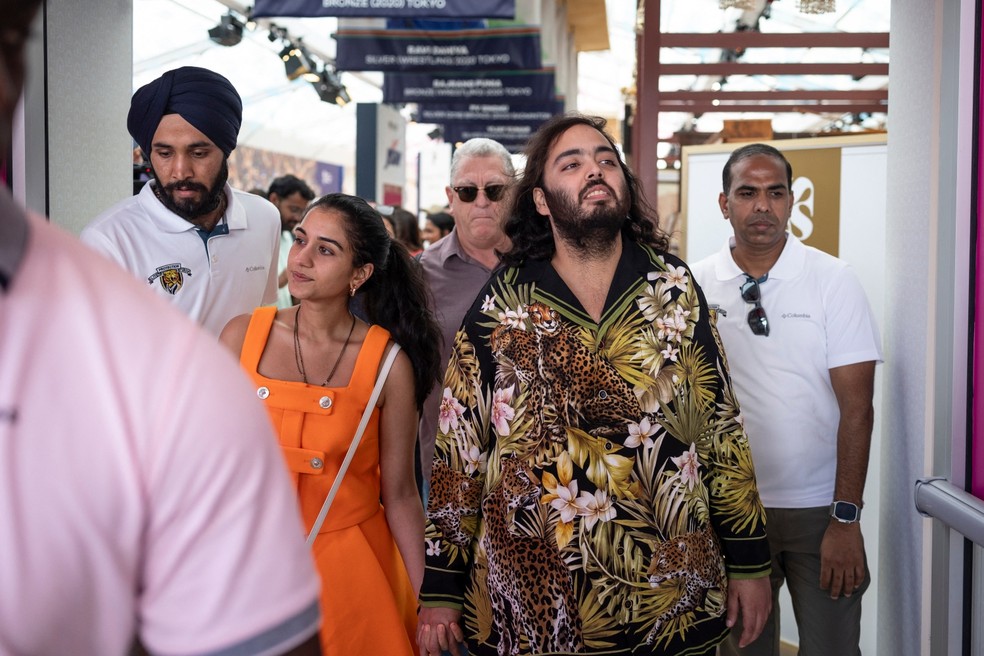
(0, 3), (322, 654)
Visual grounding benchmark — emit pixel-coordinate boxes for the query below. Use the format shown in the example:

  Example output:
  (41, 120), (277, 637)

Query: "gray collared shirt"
(417, 229), (498, 483)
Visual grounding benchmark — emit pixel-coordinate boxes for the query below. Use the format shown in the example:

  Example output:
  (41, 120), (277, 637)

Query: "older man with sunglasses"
(416, 138), (514, 497)
(690, 143), (882, 656)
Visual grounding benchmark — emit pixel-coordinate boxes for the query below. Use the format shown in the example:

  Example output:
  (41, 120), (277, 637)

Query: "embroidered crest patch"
(147, 263), (193, 295)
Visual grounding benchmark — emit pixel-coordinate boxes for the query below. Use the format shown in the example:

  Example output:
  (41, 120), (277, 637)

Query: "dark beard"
(542, 181), (628, 258)
(150, 160), (229, 225)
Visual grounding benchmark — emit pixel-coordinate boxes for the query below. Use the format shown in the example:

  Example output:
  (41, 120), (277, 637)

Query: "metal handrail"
(914, 477), (984, 546)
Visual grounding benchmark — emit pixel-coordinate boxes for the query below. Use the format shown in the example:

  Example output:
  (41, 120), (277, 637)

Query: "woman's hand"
(416, 606), (466, 656)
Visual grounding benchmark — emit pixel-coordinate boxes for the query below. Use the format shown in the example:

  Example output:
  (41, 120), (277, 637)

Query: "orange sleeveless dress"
(240, 306), (418, 655)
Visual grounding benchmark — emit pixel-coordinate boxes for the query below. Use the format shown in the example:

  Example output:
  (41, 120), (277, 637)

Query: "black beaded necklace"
(292, 304), (356, 386)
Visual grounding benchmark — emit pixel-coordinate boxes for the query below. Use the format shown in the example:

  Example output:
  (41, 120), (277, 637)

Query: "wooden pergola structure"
(630, 0), (889, 203)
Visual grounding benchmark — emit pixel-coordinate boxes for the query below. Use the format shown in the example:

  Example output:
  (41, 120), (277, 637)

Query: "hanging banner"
(417, 100), (564, 124)
(385, 18), (486, 30)
(253, 0), (515, 19)
(441, 122), (541, 145)
(313, 162), (344, 194)
(335, 27), (541, 72)
(383, 69), (556, 103)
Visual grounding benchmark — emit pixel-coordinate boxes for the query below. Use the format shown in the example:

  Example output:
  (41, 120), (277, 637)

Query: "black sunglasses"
(740, 277), (770, 336)
(452, 184), (507, 203)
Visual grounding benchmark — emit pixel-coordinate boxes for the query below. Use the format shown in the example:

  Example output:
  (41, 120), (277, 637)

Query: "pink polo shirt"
(0, 202), (320, 655)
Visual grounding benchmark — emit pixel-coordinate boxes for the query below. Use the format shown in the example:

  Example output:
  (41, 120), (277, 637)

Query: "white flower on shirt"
(549, 479), (580, 524)
(660, 344), (679, 362)
(663, 265), (689, 293)
(460, 444), (487, 475)
(491, 385), (516, 436)
(541, 451), (580, 525)
(481, 294), (496, 312)
(425, 538), (441, 556)
(625, 417), (659, 449)
(438, 387), (466, 435)
(671, 442), (702, 490)
(656, 307), (690, 343)
(576, 489), (616, 531)
(497, 305), (529, 330)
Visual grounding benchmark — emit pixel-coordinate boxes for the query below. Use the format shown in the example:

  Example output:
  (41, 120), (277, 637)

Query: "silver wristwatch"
(829, 500), (862, 523)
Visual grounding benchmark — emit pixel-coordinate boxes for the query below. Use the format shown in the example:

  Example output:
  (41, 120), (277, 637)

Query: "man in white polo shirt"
(690, 143), (882, 656)
(0, 4), (320, 653)
(82, 66), (279, 335)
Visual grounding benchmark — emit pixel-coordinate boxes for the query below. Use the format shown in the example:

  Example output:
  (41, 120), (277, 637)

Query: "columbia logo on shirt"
(781, 312), (812, 319)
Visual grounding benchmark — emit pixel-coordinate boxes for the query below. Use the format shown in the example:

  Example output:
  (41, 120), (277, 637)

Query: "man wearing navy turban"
(82, 66), (281, 336)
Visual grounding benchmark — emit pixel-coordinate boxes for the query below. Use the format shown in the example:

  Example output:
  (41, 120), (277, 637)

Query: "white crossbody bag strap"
(305, 343), (401, 548)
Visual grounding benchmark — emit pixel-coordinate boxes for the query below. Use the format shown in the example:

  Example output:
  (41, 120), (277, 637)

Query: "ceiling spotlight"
(268, 24), (288, 43)
(208, 11), (245, 47)
(281, 43), (318, 82)
(313, 68), (351, 106)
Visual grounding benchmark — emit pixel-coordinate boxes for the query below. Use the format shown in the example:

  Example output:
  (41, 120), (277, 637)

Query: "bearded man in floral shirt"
(416, 114), (772, 656)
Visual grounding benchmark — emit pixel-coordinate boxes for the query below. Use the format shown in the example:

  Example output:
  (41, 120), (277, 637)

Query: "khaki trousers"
(718, 506), (869, 656)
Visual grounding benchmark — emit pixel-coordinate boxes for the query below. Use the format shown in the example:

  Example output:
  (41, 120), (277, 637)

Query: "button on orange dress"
(240, 306), (418, 655)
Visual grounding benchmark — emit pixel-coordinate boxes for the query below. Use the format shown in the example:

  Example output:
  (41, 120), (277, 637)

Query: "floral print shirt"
(419, 239), (771, 655)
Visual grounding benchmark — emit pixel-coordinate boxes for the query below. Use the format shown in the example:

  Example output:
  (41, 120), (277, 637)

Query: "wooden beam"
(659, 62), (889, 76)
(633, 0), (661, 209)
(659, 32), (889, 49)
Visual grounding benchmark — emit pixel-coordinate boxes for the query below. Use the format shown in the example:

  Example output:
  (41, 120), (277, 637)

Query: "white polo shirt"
(82, 182), (280, 335)
(1, 195), (320, 655)
(276, 229), (294, 309)
(690, 236), (882, 508)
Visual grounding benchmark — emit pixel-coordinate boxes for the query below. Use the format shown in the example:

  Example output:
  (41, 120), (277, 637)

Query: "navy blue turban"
(127, 66), (242, 158)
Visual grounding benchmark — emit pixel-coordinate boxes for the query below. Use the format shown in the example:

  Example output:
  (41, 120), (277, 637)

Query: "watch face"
(832, 501), (860, 522)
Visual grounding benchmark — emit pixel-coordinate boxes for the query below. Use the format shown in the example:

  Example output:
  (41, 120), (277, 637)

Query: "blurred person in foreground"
(82, 65), (280, 335)
(220, 193), (442, 654)
(417, 115), (771, 656)
(0, 2), (321, 654)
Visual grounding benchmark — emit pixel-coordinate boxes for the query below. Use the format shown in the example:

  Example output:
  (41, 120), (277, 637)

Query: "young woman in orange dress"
(221, 193), (441, 655)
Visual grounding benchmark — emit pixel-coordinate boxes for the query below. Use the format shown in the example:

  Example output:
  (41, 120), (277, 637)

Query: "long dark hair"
(303, 193), (441, 410)
(390, 206), (424, 252)
(501, 113), (669, 267)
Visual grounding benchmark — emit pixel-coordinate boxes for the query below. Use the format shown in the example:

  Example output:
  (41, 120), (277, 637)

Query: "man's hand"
(726, 576), (772, 648)
(417, 606), (466, 656)
(819, 520), (865, 599)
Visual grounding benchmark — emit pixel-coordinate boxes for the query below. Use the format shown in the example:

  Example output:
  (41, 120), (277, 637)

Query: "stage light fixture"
(208, 11), (244, 47)
(313, 68), (351, 106)
(280, 42), (318, 82)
